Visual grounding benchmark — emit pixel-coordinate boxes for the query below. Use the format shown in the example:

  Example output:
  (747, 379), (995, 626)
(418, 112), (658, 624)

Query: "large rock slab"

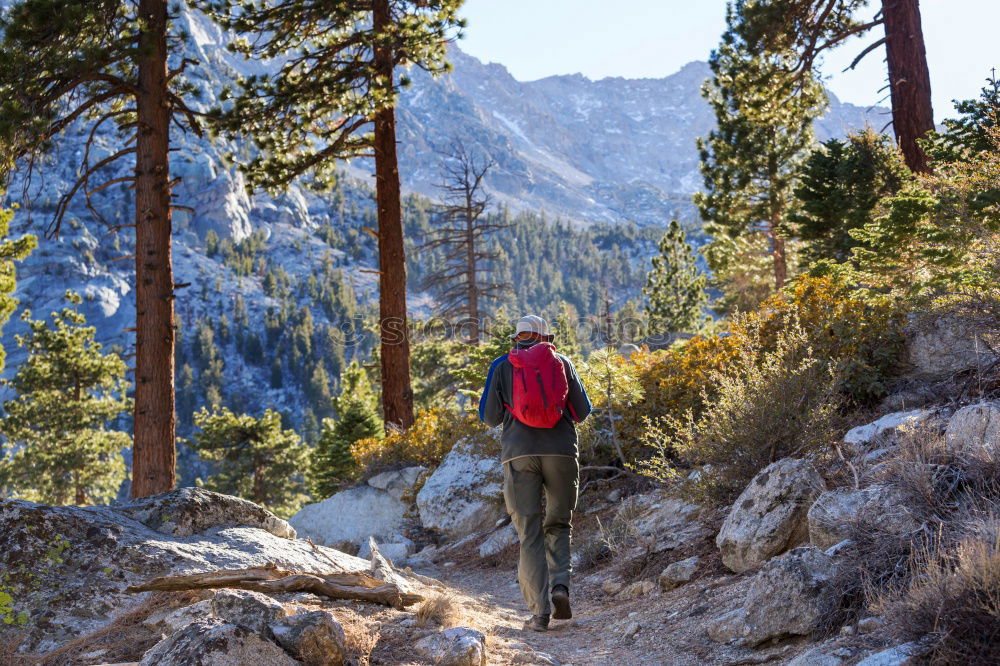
(945, 401), (1000, 454)
(716, 458), (826, 573)
(289, 485), (409, 549)
(417, 437), (505, 537)
(139, 618), (298, 666)
(708, 547), (838, 646)
(116, 486), (296, 538)
(211, 589), (288, 633)
(808, 484), (916, 550)
(367, 466), (428, 502)
(0, 488), (367, 653)
(904, 316), (995, 380)
(843, 409), (938, 448)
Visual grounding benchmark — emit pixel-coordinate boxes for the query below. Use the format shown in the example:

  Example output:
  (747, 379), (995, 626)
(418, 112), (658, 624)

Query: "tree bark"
(131, 0), (176, 498)
(771, 231), (787, 290)
(465, 185), (479, 344)
(373, 0), (414, 429)
(882, 0), (934, 173)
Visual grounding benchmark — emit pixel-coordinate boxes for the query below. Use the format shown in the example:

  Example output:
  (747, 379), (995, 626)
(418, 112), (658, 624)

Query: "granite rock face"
(807, 485), (916, 550)
(945, 401), (1000, 454)
(716, 458), (826, 573)
(138, 618), (299, 666)
(289, 485), (409, 550)
(417, 437), (505, 538)
(0, 488), (365, 653)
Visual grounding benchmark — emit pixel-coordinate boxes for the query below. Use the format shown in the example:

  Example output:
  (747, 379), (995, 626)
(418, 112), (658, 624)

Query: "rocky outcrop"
(904, 316), (994, 381)
(708, 547), (838, 646)
(417, 437), (505, 538)
(842, 409), (940, 448)
(945, 401), (1000, 454)
(658, 556), (700, 591)
(479, 523), (518, 558)
(0, 488), (366, 653)
(139, 618), (299, 666)
(367, 466), (428, 502)
(808, 485), (916, 550)
(414, 626), (488, 666)
(210, 589), (288, 633)
(270, 610), (347, 666)
(716, 458), (826, 572)
(289, 485), (409, 551)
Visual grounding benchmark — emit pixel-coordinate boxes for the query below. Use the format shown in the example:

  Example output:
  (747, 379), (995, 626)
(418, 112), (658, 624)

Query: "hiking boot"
(525, 614), (550, 632)
(551, 584), (572, 620)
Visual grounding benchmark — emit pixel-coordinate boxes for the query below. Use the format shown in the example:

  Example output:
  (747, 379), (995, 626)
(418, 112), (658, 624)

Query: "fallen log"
(125, 563), (423, 610)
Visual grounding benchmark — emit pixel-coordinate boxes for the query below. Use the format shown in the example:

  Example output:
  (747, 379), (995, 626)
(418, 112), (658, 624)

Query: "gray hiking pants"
(502, 455), (579, 616)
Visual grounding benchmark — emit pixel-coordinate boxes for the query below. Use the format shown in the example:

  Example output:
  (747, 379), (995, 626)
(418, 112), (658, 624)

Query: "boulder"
(413, 626), (487, 666)
(619, 580), (656, 599)
(843, 409), (938, 448)
(142, 599), (215, 635)
(357, 536), (414, 562)
(0, 489), (367, 653)
(367, 466), (428, 502)
(945, 401), (1000, 454)
(706, 609), (750, 644)
(211, 589), (287, 633)
(808, 485), (916, 550)
(904, 316), (994, 380)
(716, 458), (826, 573)
(479, 524), (518, 558)
(786, 646), (847, 666)
(658, 555), (700, 591)
(270, 610), (347, 666)
(856, 643), (924, 666)
(139, 618), (298, 666)
(627, 493), (709, 552)
(416, 437), (505, 538)
(735, 547), (838, 646)
(289, 485), (409, 549)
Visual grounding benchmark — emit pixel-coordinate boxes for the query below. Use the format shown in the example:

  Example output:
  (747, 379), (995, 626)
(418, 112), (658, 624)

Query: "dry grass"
(336, 607), (381, 666)
(887, 517), (1000, 665)
(414, 592), (460, 629)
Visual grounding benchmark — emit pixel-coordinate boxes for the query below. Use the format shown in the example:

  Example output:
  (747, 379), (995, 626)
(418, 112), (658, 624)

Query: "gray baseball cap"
(510, 314), (552, 340)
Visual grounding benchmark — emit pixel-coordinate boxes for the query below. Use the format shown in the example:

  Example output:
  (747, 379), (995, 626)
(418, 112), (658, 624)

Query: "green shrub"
(634, 318), (841, 506)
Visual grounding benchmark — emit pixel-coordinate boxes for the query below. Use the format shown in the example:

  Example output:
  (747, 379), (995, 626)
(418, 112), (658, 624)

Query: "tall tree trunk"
(465, 190), (479, 345)
(131, 0), (176, 498)
(882, 0), (934, 173)
(373, 0), (414, 429)
(771, 233), (787, 290)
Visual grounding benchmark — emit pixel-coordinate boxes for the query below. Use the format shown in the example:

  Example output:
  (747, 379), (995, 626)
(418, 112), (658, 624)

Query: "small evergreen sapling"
(643, 220), (708, 337)
(0, 292), (130, 505)
(190, 407), (310, 518)
(309, 361), (382, 498)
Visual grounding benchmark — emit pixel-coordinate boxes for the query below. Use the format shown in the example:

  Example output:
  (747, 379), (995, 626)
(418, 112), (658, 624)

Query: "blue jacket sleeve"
(479, 355), (507, 426)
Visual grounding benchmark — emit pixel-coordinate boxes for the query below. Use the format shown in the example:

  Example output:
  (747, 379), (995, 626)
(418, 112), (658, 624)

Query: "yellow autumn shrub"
(350, 407), (486, 476)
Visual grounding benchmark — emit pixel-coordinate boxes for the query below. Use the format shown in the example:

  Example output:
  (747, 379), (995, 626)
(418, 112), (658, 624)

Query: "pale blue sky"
(458, 0), (999, 122)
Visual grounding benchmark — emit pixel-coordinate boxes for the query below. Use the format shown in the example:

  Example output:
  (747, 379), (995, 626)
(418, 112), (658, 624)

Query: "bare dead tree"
(419, 142), (511, 344)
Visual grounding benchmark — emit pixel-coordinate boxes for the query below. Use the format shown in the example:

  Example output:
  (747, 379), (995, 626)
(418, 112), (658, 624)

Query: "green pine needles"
(643, 220), (708, 336)
(0, 291), (130, 505)
(309, 361), (382, 499)
(190, 407), (310, 518)
(198, 0), (465, 190)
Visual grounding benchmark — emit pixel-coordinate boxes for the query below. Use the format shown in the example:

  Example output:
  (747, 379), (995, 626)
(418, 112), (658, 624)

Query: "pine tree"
(197, 0), (464, 429)
(793, 130), (910, 265)
(309, 361), (382, 498)
(695, 3), (826, 298)
(733, 0), (934, 172)
(190, 407), (310, 518)
(0, 0), (205, 497)
(643, 220), (708, 337)
(0, 292), (131, 505)
(0, 194), (36, 373)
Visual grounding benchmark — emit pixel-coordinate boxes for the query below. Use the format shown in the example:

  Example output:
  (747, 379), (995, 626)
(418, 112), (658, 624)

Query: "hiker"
(479, 314), (592, 632)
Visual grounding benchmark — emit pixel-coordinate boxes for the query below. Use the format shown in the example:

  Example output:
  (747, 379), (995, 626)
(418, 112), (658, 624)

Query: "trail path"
(417, 557), (769, 666)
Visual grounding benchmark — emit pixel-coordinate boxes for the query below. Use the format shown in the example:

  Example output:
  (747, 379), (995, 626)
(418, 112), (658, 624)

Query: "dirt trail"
(417, 557), (767, 666)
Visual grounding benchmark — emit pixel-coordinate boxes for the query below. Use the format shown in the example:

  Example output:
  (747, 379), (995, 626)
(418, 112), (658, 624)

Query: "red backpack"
(506, 342), (570, 428)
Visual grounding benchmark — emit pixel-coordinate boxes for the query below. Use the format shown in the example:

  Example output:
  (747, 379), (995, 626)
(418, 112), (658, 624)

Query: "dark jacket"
(478, 340), (592, 463)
